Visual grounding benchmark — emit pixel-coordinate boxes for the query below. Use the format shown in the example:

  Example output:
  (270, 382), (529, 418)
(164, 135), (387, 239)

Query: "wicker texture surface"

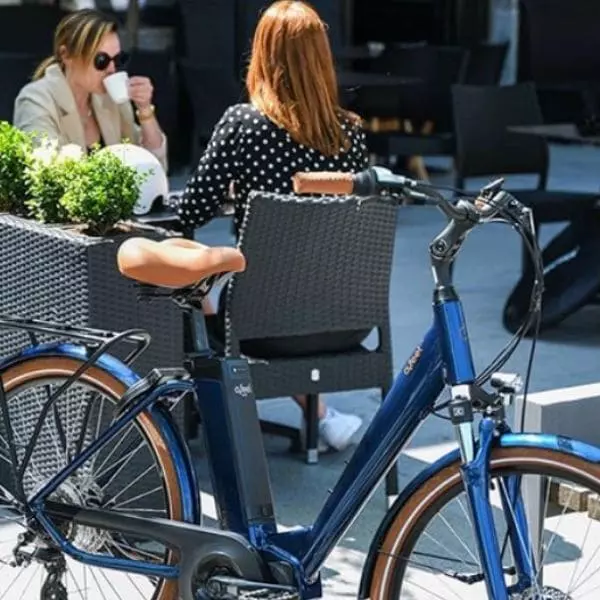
(225, 192), (397, 399)
(0, 215), (185, 499)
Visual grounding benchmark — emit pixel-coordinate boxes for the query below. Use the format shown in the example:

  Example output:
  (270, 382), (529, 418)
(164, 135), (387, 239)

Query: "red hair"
(246, 1), (361, 156)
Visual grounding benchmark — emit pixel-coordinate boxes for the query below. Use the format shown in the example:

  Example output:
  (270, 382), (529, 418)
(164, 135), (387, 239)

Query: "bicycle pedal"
(204, 575), (299, 600)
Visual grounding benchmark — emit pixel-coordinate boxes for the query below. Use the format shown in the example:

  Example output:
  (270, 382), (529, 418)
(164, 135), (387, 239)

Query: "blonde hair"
(33, 9), (117, 80)
(246, 0), (361, 156)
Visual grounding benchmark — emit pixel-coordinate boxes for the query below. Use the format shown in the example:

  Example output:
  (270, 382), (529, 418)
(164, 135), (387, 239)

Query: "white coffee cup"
(103, 71), (130, 104)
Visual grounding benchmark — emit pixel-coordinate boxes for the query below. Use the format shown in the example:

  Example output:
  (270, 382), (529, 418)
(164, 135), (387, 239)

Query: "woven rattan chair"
(223, 191), (399, 498)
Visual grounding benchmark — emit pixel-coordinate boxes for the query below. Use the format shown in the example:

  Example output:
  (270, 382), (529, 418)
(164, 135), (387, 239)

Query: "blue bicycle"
(1, 166), (599, 600)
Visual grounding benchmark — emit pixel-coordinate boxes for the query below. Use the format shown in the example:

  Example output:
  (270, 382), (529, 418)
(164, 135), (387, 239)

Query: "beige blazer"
(13, 64), (167, 172)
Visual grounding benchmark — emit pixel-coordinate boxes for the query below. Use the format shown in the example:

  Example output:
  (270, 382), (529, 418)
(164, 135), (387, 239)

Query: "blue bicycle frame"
(7, 173), (600, 600)
(15, 288), (542, 600)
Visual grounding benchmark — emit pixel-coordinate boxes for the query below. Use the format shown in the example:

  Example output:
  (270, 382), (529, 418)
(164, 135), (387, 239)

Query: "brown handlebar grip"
(292, 171), (354, 195)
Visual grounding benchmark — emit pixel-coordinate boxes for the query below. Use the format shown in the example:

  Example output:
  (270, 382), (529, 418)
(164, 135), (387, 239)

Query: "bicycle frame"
(1, 180), (595, 599)
(2, 291), (534, 600)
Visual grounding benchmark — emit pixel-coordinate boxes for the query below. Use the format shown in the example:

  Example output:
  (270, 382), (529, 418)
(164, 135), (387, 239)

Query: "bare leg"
(294, 394), (326, 419)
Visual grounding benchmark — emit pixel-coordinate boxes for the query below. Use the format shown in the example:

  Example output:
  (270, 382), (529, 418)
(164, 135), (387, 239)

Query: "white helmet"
(100, 144), (168, 215)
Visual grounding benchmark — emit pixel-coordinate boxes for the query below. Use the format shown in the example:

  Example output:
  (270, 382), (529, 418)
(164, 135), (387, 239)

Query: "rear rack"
(0, 315), (154, 495)
(0, 314), (151, 367)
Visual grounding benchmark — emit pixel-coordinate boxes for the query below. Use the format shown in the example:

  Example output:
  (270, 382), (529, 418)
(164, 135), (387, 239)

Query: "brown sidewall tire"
(369, 447), (600, 600)
(2, 356), (182, 600)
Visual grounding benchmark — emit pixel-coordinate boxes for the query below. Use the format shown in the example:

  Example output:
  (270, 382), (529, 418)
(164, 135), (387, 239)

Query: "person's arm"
(127, 76), (167, 168)
(136, 106), (165, 153)
(352, 125), (370, 170)
(177, 106), (242, 232)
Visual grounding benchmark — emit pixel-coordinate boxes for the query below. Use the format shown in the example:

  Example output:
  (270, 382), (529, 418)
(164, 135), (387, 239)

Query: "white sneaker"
(319, 408), (363, 451)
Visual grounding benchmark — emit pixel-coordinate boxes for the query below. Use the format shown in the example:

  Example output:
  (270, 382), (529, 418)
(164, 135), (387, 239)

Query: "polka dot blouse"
(177, 103), (369, 232)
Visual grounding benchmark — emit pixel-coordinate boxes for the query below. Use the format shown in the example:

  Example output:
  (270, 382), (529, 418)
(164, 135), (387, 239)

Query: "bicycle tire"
(368, 446), (600, 599)
(0, 355), (184, 600)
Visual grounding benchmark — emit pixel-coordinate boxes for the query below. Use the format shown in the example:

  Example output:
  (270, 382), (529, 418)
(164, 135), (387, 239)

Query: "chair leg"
(305, 393), (319, 465)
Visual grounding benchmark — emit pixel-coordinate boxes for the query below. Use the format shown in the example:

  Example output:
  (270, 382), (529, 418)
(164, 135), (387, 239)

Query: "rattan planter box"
(0, 214), (187, 428)
(0, 214), (191, 506)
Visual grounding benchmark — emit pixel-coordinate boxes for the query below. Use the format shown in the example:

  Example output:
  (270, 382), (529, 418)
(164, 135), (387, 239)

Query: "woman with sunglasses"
(13, 9), (167, 171)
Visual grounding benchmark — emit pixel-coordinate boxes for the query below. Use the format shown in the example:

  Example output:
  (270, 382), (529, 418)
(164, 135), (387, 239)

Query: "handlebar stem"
(429, 200), (480, 288)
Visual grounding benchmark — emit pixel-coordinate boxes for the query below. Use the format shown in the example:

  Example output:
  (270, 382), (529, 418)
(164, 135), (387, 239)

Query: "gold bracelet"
(136, 104), (156, 122)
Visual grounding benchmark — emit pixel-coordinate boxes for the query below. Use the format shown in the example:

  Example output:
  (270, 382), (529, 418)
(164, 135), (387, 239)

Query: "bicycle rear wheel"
(0, 356), (185, 600)
(369, 446), (600, 599)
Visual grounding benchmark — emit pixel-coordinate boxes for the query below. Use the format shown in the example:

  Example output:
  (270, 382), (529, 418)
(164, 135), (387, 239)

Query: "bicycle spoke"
(111, 485), (163, 510)
(0, 372), (176, 600)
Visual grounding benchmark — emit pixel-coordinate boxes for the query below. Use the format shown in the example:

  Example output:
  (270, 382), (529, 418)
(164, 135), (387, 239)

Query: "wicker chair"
(223, 191), (399, 497)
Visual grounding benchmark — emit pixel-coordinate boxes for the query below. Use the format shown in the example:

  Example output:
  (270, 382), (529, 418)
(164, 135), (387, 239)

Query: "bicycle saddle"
(117, 237), (246, 288)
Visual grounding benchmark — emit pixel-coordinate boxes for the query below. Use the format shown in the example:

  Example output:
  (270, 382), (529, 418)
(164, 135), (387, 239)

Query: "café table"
(508, 123), (600, 146)
(334, 45), (384, 62)
(336, 70), (420, 89)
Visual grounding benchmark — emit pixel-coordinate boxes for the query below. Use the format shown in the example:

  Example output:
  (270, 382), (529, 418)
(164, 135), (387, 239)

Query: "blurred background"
(2, 0), (597, 175)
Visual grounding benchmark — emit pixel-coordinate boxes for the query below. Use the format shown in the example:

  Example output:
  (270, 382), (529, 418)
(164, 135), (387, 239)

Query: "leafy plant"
(25, 140), (147, 235)
(25, 140), (78, 224)
(60, 148), (146, 235)
(0, 121), (34, 214)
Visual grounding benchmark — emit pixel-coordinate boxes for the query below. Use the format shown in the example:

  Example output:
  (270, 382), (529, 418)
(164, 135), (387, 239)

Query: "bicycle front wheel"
(369, 446), (600, 600)
(0, 355), (185, 600)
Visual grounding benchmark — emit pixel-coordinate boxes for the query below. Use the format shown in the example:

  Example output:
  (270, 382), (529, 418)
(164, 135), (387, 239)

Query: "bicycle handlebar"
(292, 166), (514, 223)
(293, 165), (542, 389)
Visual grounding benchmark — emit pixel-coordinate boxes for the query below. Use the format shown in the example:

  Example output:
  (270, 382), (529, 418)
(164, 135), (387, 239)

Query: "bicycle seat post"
(184, 309), (212, 357)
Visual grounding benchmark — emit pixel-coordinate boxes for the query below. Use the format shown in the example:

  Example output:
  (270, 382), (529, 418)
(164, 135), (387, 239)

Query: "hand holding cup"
(127, 76), (154, 110)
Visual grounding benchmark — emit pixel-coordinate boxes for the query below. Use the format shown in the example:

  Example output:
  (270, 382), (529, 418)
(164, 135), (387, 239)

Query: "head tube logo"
(235, 383), (253, 398)
(403, 345), (423, 376)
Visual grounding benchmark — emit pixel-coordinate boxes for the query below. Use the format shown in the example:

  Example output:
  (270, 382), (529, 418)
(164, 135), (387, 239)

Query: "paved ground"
(1, 144), (599, 598)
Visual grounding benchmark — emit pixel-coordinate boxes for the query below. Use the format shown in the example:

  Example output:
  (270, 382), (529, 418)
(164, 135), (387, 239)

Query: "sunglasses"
(93, 51), (129, 72)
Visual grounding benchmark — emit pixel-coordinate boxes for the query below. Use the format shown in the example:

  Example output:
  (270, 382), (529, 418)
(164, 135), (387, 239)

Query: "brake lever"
(481, 190), (535, 234)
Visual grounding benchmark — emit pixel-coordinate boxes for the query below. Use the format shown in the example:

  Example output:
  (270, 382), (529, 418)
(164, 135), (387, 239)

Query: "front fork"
(450, 388), (536, 599)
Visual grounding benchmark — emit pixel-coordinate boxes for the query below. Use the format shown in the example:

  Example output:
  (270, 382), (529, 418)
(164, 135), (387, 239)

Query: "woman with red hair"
(178, 1), (368, 452)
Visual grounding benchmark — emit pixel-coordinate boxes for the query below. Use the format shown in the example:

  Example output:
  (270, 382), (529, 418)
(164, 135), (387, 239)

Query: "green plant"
(26, 141), (147, 235)
(25, 140), (78, 224)
(60, 149), (146, 235)
(0, 121), (33, 214)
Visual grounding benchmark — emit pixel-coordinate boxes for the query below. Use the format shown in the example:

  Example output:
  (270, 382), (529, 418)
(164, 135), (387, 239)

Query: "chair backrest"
(374, 43), (469, 84)
(452, 83), (549, 184)
(348, 84), (407, 121)
(225, 192), (397, 352)
(464, 42), (509, 85)
(372, 43), (469, 129)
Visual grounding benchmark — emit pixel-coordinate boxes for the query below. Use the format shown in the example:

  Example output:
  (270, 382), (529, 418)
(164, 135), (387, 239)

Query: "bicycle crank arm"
(42, 501), (266, 600)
